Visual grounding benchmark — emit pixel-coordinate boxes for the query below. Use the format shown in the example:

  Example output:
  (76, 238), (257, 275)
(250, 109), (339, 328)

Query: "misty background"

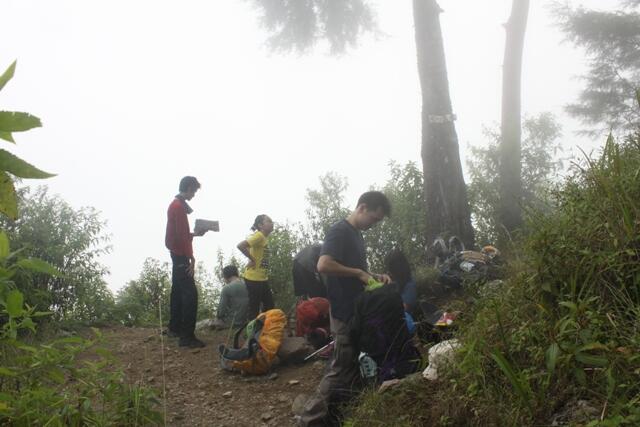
(1, 0), (605, 291)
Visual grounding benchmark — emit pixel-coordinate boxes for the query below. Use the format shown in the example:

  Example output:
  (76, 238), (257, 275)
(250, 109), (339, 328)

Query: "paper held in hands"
(194, 219), (219, 234)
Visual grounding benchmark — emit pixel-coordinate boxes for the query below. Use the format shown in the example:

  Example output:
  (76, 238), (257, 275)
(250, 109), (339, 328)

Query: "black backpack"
(349, 286), (421, 382)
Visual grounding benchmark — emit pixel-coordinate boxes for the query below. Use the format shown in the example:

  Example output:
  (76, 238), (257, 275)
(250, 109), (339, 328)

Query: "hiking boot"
(178, 337), (206, 348)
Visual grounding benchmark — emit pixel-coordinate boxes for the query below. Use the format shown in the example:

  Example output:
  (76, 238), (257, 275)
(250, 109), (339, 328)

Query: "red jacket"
(165, 198), (193, 257)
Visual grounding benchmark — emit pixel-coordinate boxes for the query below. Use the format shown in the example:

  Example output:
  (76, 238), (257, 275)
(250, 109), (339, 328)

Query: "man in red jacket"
(165, 176), (207, 348)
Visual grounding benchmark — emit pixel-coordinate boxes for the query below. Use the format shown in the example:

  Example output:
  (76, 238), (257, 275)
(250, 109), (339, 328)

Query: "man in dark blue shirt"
(299, 191), (391, 426)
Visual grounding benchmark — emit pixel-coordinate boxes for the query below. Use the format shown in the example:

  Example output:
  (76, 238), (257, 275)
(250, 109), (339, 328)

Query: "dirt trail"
(102, 326), (324, 426)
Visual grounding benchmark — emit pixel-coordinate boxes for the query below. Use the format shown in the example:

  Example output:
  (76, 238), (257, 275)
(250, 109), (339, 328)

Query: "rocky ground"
(101, 326), (325, 426)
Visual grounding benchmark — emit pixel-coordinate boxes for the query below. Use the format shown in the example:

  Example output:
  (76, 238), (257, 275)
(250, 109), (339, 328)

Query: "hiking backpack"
(218, 309), (287, 375)
(349, 286), (421, 382)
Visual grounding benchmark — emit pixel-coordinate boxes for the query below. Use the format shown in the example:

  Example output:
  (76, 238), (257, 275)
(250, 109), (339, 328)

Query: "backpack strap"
(233, 322), (246, 349)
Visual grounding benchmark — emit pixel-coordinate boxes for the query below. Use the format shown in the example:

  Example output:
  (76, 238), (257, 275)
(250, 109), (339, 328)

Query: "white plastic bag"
(422, 339), (460, 381)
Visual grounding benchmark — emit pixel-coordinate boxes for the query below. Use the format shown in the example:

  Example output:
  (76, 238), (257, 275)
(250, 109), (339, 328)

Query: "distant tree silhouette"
(499, 0), (530, 236)
(247, 0), (475, 248)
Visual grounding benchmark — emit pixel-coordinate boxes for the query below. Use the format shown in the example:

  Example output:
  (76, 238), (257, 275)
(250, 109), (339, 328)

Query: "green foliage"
(0, 330), (163, 426)
(302, 164), (427, 273)
(0, 232), (162, 425)
(446, 132), (640, 425)
(115, 258), (170, 326)
(0, 61), (54, 220)
(206, 163), (428, 319)
(0, 186), (114, 322)
(302, 171), (351, 244)
(553, 1), (640, 135)
(268, 222), (304, 311)
(467, 113), (563, 244)
(0, 66), (109, 324)
(115, 257), (222, 325)
(0, 230), (56, 340)
(350, 131), (640, 426)
(194, 260), (222, 320)
(248, 0), (378, 54)
(364, 161), (427, 271)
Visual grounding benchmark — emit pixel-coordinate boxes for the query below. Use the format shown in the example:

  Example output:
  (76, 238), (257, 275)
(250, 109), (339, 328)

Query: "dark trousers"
(244, 279), (274, 320)
(168, 254), (198, 339)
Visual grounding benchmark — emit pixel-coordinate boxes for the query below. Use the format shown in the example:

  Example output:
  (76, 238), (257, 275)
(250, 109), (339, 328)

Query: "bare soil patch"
(101, 325), (324, 426)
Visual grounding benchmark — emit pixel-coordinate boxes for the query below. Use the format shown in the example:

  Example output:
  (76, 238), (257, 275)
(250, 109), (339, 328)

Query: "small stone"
(191, 348), (201, 354)
(147, 376), (155, 383)
(312, 361), (325, 370)
(144, 367), (152, 373)
(268, 372), (279, 380)
(277, 394), (289, 403)
(291, 394), (308, 415)
(288, 380), (300, 386)
(261, 412), (273, 421)
(223, 391), (232, 398)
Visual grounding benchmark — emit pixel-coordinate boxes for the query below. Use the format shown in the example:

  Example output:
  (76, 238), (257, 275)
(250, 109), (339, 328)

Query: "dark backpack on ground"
(349, 285), (421, 382)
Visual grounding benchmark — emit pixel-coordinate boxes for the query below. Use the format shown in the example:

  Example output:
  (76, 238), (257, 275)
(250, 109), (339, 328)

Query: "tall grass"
(348, 133), (640, 426)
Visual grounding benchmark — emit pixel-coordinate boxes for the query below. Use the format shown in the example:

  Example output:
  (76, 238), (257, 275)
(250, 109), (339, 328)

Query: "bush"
(445, 133), (640, 425)
(0, 233), (162, 425)
(349, 133), (640, 426)
(0, 186), (114, 323)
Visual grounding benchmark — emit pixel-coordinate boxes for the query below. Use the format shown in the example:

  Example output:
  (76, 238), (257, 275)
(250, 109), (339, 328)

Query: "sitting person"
(385, 249), (418, 334)
(215, 265), (249, 328)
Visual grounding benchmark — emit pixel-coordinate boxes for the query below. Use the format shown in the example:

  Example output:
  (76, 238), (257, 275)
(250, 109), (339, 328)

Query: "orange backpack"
(218, 309), (287, 375)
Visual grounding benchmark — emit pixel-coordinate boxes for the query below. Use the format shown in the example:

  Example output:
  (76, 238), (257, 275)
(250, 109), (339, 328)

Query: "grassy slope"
(348, 134), (640, 426)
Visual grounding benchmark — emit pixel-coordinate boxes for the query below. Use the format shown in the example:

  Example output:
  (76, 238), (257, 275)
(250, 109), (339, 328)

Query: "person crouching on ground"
(165, 176), (208, 348)
(237, 214), (275, 320)
(214, 265), (249, 329)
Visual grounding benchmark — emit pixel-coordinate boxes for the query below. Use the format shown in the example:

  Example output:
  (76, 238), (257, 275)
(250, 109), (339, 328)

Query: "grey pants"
(300, 314), (361, 426)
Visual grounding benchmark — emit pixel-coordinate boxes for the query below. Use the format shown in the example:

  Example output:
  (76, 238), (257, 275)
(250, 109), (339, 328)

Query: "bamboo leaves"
(0, 60), (54, 220)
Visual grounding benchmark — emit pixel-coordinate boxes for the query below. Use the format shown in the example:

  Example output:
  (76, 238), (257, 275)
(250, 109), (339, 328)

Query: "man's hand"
(357, 269), (373, 285)
(187, 257), (195, 277)
(373, 273), (392, 285)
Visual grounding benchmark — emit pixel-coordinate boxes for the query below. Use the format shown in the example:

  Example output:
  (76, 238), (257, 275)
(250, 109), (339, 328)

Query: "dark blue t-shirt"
(321, 219), (367, 322)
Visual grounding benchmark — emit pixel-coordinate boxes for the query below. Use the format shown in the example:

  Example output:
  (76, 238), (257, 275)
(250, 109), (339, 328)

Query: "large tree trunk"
(413, 0), (475, 249)
(499, 0), (530, 235)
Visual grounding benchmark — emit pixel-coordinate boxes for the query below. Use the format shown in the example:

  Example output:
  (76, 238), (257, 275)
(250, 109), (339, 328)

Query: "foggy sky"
(1, 0), (609, 291)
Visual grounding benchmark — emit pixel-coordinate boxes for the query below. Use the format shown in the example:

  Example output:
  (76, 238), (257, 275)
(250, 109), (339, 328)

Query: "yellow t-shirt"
(243, 231), (269, 281)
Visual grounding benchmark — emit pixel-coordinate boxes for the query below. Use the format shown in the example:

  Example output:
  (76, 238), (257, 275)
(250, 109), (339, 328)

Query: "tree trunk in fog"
(499, 0), (529, 235)
(413, 0), (475, 249)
